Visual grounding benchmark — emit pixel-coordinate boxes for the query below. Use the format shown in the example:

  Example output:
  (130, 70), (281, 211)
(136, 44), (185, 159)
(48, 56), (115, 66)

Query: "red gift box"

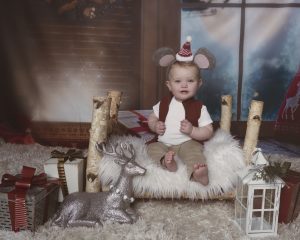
(0, 166), (59, 232)
(279, 170), (300, 224)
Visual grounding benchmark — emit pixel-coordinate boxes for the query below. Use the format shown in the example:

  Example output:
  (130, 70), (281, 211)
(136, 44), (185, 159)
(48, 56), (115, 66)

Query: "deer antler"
(96, 142), (117, 156)
(96, 142), (135, 164)
(119, 143), (135, 162)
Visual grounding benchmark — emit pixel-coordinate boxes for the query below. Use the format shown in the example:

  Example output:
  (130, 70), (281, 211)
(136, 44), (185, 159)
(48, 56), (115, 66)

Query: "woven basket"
(0, 184), (59, 231)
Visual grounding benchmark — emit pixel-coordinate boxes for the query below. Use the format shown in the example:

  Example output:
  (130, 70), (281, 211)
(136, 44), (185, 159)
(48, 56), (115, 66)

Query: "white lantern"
(235, 149), (285, 237)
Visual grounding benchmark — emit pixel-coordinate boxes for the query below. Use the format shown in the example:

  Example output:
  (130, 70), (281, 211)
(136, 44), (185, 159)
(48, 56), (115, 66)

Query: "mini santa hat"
(176, 36), (193, 62)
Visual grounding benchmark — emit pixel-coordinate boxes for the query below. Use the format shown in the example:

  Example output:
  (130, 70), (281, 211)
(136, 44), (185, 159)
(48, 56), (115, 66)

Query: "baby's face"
(166, 65), (201, 102)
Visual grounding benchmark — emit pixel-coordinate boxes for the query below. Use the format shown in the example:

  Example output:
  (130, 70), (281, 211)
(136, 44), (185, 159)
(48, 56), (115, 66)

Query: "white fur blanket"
(99, 129), (246, 199)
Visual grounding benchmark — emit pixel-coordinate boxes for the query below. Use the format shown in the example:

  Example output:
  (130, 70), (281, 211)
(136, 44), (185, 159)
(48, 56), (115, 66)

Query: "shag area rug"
(0, 138), (300, 240)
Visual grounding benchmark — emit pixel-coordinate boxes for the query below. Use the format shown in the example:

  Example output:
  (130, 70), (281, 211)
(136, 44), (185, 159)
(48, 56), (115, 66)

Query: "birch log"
(107, 90), (122, 120)
(107, 90), (122, 134)
(85, 96), (111, 192)
(243, 100), (264, 165)
(220, 95), (232, 132)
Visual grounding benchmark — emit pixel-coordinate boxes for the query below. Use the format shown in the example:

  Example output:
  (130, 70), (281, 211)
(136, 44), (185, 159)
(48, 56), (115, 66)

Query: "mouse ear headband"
(153, 36), (216, 70)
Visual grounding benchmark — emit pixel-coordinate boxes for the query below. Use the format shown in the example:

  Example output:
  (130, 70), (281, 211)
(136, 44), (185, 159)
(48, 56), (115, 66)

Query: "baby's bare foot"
(162, 151), (177, 172)
(191, 163), (209, 186)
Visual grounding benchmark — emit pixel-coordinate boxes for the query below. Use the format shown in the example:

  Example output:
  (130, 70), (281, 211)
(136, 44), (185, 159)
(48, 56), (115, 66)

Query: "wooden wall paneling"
(157, 0), (181, 99)
(140, 0), (159, 109)
(131, 0), (142, 109)
(25, 0), (141, 145)
(27, 0), (140, 112)
(140, 0), (181, 108)
(31, 122), (90, 148)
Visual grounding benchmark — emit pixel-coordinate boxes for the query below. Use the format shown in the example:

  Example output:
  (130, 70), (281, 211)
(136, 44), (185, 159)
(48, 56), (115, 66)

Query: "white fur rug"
(99, 129), (245, 199)
(0, 137), (300, 239)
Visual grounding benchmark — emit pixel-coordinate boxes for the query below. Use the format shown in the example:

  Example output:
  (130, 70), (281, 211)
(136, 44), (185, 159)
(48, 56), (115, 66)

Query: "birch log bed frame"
(85, 90), (264, 200)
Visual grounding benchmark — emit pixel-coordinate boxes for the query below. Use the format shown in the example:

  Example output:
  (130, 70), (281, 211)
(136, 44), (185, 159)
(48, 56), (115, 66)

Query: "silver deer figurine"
(51, 142), (146, 228)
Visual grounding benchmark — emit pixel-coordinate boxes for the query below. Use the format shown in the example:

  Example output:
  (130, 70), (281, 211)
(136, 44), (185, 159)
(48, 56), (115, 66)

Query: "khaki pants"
(147, 140), (206, 177)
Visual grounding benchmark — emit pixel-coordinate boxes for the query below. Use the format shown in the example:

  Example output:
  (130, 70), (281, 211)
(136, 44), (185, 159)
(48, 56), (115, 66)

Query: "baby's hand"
(180, 119), (193, 135)
(155, 121), (166, 135)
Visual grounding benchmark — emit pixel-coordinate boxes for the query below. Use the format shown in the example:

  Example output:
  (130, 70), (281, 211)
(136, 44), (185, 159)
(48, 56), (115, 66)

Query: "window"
(181, 0), (300, 120)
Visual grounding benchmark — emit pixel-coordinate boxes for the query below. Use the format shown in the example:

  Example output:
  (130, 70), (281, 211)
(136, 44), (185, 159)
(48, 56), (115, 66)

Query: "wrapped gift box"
(44, 157), (84, 202)
(0, 167), (59, 231)
(279, 170), (300, 223)
(118, 110), (156, 143)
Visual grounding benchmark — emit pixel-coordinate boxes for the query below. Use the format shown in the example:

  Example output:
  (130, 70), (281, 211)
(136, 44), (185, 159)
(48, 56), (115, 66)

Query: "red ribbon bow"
(0, 166), (47, 232)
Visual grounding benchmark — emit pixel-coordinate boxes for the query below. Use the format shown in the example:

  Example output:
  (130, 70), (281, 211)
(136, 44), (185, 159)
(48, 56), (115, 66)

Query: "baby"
(147, 37), (215, 185)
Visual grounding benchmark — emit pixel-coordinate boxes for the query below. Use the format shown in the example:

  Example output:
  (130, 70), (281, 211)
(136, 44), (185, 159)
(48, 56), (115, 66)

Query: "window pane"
(242, 184), (248, 206)
(242, 7), (300, 120)
(253, 197), (263, 209)
(181, 8), (241, 120)
(181, 2), (300, 121)
(265, 189), (275, 209)
(236, 178), (243, 200)
(263, 211), (274, 230)
(254, 189), (263, 197)
(251, 211), (262, 230)
(235, 199), (247, 230)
